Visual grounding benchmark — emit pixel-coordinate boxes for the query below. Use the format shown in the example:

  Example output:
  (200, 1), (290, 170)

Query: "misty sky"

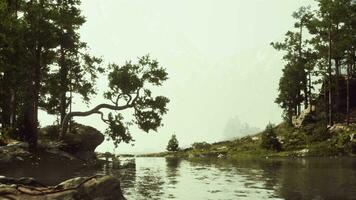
(39, 0), (317, 154)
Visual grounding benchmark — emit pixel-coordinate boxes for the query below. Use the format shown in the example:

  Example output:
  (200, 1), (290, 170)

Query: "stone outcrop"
(0, 140), (84, 166)
(39, 124), (104, 160)
(0, 175), (125, 200)
(292, 105), (316, 128)
(0, 123), (105, 165)
(60, 124), (104, 153)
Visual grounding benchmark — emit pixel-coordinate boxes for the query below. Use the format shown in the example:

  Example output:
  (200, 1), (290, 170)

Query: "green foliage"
(0, 127), (14, 144)
(282, 132), (307, 151)
(38, 125), (60, 140)
(105, 113), (133, 148)
(39, 0), (103, 117)
(272, 0), (356, 125)
(260, 124), (282, 151)
(104, 56), (169, 142)
(307, 124), (331, 143)
(192, 142), (211, 150)
(167, 134), (179, 152)
(0, 0), (170, 149)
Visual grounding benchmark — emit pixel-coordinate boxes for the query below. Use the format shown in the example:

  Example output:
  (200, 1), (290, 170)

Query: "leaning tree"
(60, 55), (170, 147)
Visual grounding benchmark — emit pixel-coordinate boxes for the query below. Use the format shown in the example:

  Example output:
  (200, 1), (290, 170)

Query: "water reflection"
(135, 167), (165, 200)
(276, 158), (356, 200)
(165, 157), (181, 186)
(2, 157), (356, 199)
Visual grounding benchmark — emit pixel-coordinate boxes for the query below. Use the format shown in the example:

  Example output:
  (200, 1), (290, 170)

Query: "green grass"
(138, 122), (356, 159)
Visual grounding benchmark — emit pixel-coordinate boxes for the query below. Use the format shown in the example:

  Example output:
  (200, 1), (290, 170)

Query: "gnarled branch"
(60, 103), (131, 138)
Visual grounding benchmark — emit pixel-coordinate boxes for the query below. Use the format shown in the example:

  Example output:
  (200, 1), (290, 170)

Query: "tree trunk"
(346, 63), (350, 125)
(1, 72), (11, 129)
(328, 26), (333, 126)
(22, 38), (41, 151)
(308, 71), (312, 106)
(59, 46), (68, 124)
(22, 64), (38, 151)
(10, 88), (16, 127)
(334, 58), (340, 116)
(299, 22), (308, 109)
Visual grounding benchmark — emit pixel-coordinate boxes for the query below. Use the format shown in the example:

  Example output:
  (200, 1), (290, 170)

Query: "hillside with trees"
(0, 0), (169, 151)
(141, 0), (356, 159)
(272, 0), (356, 126)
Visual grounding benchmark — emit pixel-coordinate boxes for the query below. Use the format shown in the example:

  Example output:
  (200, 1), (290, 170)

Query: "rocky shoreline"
(0, 175), (125, 200)
(0, 124), (126, 200)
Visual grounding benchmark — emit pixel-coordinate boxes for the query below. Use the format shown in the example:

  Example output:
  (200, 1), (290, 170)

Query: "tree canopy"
(0, 0), (170, 150)
(272, 0), (356, 125)
(61, 55), (170, 147)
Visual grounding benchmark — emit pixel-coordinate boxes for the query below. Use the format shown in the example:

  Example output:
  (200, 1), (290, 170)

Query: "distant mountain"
(223, 116), (261, 140)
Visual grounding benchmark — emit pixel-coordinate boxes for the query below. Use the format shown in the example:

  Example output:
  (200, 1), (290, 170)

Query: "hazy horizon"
(39, 0), (317, 154)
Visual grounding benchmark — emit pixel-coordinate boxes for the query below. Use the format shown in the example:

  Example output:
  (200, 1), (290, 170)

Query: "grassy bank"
(139, 123), (356, 159)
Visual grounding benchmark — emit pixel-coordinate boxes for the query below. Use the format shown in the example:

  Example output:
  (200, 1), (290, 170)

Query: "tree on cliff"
(272, 6), (315, 124)
(167, 134), (179, 152)
(0, 0), (104, 150)
(61, 55), (170, 147)
(272, 0), (356, 126)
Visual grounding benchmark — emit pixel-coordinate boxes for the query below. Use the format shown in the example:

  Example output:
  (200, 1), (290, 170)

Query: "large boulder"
(63, 124), (104, 152)
(0, 175), (125, 200)
(40, 124), (105, 160)
(0, 140), (88, 167)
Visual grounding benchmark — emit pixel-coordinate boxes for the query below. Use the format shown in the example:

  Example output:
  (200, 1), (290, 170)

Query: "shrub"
(192, 142), (211, 149)
(282, 131), (307, 150)
(0, 127), (18, 144)
(309, 124), (331, 142)
(260, 123), (281, 151)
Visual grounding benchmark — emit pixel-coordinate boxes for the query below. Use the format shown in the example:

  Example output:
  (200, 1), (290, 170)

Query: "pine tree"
(40, 0), (103, 125)
(167, 134), (179, 152)
(260, 124), (281, 151)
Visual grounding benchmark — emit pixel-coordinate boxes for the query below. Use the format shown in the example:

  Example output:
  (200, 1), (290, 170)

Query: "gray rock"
(59, 124), (104, 160)
(0, 176), (125, 200)
(0, 176), (44, 187)
(39, 124), (105, 161)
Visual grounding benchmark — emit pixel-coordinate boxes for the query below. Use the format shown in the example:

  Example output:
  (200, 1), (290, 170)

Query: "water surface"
(1, 157), (356, 200)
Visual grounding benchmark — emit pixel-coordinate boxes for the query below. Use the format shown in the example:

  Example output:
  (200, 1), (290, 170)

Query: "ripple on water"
(5, 157), (353, 200)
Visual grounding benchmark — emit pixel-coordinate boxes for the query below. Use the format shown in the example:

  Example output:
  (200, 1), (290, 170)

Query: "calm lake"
(1, 157), (356, 200)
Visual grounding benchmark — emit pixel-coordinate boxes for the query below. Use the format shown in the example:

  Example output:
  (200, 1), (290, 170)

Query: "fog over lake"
(38, 0), (318, 154)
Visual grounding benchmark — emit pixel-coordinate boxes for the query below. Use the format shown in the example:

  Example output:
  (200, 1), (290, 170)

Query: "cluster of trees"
(272, 0), (356, 125)
(0, 0), (169, 151)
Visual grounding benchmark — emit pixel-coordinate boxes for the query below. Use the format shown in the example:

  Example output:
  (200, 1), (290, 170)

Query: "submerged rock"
(0, 175), (125, 200)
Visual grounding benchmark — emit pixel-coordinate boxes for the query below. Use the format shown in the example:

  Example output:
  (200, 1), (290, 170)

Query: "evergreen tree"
(40, 0), (103, 125)
(0, 0), (170, 150)
(260, 124), (281, 151)
(167, 134), (179, 152)
(273, 1), (356, 126)
(20, 0), (59, 150)
(306, 0), (356, 124)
